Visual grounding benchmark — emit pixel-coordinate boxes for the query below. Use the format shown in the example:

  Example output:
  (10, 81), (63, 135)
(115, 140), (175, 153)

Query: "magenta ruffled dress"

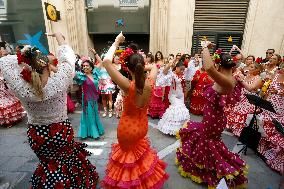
(176, 83), (248, 188)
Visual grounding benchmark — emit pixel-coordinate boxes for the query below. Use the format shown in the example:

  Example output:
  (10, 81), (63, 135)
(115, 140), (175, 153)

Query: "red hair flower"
(53, 58), (58, 66)
(119, 48), (134, 72)
(20, 68), (32, 82)
(215, 49), (222, 55)
(233, 56), (238, 63)
(256, 57), (263, 64)
(17, 52), (30, 65)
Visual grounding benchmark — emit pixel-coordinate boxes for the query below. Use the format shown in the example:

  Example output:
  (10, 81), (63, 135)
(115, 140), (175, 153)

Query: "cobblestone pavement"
(0, 112), (282, 189)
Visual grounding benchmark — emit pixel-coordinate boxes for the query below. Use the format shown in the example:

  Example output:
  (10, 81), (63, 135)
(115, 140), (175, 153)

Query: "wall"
(149, 0), (195, 56)
(167, 0), (194, 55)
(242, 0), (284, 57)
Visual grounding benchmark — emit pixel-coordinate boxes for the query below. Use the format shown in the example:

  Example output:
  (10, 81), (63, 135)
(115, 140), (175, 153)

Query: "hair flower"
(20, 67), (32, 82)
(255, 57), (263, 64)
(119, 47), (134, 72)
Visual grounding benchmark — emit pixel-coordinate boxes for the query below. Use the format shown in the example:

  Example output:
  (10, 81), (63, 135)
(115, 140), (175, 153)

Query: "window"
(119, 0), (139, 7)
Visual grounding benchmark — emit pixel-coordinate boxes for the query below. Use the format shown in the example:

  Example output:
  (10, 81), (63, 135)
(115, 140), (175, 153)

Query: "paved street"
(0, 111), (282, 189)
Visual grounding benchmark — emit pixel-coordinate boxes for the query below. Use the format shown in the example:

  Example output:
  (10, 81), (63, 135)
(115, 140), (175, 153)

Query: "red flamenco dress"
(101, 80), (169, 189)
(148, 66), (167, 118)
(0, 73), (24, 127)
(190, 70), (212, 115)
(176, 83), (248, 188)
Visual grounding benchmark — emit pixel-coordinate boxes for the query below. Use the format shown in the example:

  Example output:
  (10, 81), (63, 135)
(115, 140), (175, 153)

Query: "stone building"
(0, 0), (284, 58)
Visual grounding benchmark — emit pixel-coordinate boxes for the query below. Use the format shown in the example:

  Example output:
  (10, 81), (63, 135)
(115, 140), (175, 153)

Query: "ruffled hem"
(156, 71), (173, 87)
(0, 101), (24, 126)
(176, 122), (247, 183)
(28, 120), (99, 188)
(176, 153), (248, 188)
(31, 142), (99, 188)
(157, 104), (190, 135)
(101, 138), (169, 189)
(258, 138), (284, 174)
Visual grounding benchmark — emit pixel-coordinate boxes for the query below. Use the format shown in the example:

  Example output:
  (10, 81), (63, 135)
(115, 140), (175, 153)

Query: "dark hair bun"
(220, 53), (236, 69)
(176, 60), (184, 68)
(128, 43), (139, 53)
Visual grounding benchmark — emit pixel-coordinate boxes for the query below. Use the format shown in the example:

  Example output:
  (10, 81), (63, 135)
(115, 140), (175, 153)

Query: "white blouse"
(0, 45), (76, 125)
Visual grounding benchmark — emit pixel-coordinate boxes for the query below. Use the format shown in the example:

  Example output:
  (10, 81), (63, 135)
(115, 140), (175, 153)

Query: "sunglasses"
(266, 52), (273, 54)
(185, 57), (190, 59)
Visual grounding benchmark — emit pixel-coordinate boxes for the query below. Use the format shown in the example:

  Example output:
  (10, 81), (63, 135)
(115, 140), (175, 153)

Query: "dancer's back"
(118, 79), (153, 150)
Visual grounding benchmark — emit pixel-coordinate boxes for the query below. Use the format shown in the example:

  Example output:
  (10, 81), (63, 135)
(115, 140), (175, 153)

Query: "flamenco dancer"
(148, 51), (167, 118)
(190, 66), (213, 115)
(257, 62), (284, 175)
(101, 32), (169, 189)
(155, 60), (190, 135)
(0, 33), (99, 188)
(0, 44), (25, 127)
(176, 41), (248, 188)
(226, 62), (263, 136)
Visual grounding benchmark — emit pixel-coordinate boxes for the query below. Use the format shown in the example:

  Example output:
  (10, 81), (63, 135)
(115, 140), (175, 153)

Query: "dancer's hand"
(201, 40), (214, 49)
(115, 32), (125, 45)
(46, 33), (65, 40)
(46, 33), (66, 45)
(89, 47), (97, 54)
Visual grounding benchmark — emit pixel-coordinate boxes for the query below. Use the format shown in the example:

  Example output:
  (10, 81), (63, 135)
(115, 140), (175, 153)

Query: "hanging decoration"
(228, 36), (233, 43)
(115, 18), (125, 27)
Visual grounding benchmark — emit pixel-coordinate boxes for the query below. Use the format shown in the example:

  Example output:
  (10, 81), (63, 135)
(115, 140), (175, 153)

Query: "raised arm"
(89, 47), (103, 68)
(163, 60), (174, 75)
(145, 64), (159, 83)
(102, 32), (130, 92)
(48, 33), (76, 91)
(238, 75), (262, 92)
(201, 41), (235, 91)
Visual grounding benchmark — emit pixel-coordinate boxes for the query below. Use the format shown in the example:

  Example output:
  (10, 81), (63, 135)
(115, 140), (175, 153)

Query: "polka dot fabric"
(101, 80), (169, 189)
(27, 119), (98, 188)
(176, 82), (248, 188)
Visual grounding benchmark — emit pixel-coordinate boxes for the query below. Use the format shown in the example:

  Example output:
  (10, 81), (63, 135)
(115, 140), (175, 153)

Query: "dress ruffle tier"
(148, 87), (166, 119)
(0, 89), (24, 126)
(101, 138), (169, 189)
(157, 102), (189, 135)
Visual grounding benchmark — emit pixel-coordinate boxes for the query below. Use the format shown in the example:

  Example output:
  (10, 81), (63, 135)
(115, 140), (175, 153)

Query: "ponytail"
(31, 70), (44, 99)
(135, 63), (146, 94)
(127, 53), (146, 94)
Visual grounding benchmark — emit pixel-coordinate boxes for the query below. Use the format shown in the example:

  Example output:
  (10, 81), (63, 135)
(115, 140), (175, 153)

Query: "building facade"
(1, 0), (284, 58)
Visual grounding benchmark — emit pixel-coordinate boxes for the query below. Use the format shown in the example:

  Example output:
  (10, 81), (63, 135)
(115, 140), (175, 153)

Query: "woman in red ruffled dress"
(0, 71), (24, 127)
(0, 44), (24, 127)
(101, 32), (169, 189)
(189, 67), (213, 115)
(176, 42), (248, 188)
(148, 51), (167, 118)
